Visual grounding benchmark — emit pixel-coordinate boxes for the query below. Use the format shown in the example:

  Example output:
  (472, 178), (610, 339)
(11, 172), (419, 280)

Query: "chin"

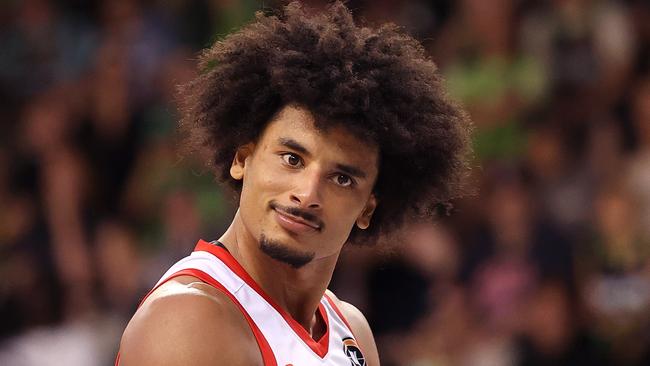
(258, 233), (315, 269)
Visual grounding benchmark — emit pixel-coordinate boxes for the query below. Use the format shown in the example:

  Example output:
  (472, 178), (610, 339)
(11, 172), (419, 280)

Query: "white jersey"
(127, 239), (367, 366)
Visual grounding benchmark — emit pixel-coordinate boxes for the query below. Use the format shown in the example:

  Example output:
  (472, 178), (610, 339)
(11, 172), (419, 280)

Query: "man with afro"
(117, 2), (471, 365)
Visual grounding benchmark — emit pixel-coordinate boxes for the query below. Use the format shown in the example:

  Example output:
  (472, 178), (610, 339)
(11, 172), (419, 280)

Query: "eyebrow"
(335, 163), (367, 179)
(278, 137), (368, 179)
(279, 138), (310, 156)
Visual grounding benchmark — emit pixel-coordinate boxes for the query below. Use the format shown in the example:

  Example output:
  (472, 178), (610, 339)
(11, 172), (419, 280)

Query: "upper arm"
(326, 290), (380, 366)
(119, 282), (261, 366)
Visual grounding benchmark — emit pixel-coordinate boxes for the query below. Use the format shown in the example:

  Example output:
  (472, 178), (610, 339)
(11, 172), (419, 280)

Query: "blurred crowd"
(0, 0), (648, 365)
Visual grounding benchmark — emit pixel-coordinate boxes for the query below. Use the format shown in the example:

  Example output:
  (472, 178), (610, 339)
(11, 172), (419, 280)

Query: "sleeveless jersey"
(116, 239), (366, 366)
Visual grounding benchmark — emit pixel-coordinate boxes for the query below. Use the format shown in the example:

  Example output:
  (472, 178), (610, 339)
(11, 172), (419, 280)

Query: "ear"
(230, 143), (256, 181)
(356, 194), (377, 230)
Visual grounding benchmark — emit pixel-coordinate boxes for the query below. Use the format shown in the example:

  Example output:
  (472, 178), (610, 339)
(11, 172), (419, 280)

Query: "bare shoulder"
(119, 276), (262, 366)
(325, 290), (380, 366)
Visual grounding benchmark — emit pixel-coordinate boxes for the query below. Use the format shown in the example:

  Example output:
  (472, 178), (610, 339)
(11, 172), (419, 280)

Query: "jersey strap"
(115, 267), (277, 366)
(193, 239), (332, 358)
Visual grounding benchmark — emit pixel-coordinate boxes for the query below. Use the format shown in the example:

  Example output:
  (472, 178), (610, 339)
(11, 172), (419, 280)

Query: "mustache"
(269, 201), (325, 231)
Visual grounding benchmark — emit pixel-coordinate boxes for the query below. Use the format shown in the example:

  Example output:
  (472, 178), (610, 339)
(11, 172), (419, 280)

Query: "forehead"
(259, 105), (379, 169)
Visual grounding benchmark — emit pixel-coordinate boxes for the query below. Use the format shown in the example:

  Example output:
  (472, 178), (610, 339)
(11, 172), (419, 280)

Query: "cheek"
(324, 197), (365, 235)
(238, 175), (279, 237)
(252, 170), (290, 197)
(241, 159), (291, 204)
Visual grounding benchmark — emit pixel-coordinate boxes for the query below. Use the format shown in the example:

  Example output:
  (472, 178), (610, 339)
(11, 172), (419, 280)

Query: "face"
(230, 105), (379, 268)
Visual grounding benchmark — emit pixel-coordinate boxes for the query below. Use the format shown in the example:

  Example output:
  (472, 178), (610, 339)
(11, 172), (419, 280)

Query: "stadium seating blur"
(1, 1), (648, 365)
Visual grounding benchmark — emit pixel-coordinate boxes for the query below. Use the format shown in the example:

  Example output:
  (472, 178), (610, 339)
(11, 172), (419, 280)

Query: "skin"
(119, 105), (381, 365)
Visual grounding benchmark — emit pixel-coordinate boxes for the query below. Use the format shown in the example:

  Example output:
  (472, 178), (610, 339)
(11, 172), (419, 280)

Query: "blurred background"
(0, 0), (648, 365)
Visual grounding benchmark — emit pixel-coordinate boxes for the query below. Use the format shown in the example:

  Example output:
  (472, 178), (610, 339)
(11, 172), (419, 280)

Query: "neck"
(218, 210), (339, 334)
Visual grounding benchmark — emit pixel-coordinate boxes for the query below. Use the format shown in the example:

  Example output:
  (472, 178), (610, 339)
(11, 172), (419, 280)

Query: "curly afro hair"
(180, 1), (472, 245)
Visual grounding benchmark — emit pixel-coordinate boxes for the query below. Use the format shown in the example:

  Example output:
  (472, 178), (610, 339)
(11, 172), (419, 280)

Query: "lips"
(274, 208), (321, 234)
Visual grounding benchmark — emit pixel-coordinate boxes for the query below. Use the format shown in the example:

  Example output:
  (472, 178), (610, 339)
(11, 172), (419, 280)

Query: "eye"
(280, 153), (303, 167)
(333, 174), (354, 187)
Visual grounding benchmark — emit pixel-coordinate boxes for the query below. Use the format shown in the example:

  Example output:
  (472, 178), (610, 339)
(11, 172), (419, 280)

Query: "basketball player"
(117, 2), (471, 365)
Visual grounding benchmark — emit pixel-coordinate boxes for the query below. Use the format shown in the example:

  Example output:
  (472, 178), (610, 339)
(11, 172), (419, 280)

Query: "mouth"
(272, 207), (322, 234)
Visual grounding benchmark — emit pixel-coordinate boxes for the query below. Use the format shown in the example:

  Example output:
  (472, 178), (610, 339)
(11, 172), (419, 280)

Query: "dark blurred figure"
(516, 280), (611, 366)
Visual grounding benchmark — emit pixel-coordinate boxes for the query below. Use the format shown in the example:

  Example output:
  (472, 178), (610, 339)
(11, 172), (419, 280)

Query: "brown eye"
(281, 153), (303, 167)
(335, 174), (353, 187)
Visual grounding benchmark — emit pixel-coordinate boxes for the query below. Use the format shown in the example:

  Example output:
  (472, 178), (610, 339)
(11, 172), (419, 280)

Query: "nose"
(290, 170), (322, 210)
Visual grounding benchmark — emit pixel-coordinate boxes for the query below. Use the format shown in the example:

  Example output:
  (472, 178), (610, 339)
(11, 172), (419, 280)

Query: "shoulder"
(119, 276), (262, 366)
(325, 290), (380, 366)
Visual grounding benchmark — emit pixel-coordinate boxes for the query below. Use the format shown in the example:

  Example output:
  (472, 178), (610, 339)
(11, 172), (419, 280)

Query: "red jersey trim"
(323, 293), (354, 333)
(194, 239), (331, 358)
(323, 292), (368, 360)
(115, 268), (277, 366)
(172, 268), (277, 366)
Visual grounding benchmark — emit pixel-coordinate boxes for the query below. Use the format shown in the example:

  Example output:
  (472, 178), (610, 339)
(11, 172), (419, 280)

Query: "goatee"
(259, 234), (315, 269)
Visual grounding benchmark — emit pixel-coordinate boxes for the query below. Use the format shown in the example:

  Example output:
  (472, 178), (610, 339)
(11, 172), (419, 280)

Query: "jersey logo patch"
(343, 337), (366, 366)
